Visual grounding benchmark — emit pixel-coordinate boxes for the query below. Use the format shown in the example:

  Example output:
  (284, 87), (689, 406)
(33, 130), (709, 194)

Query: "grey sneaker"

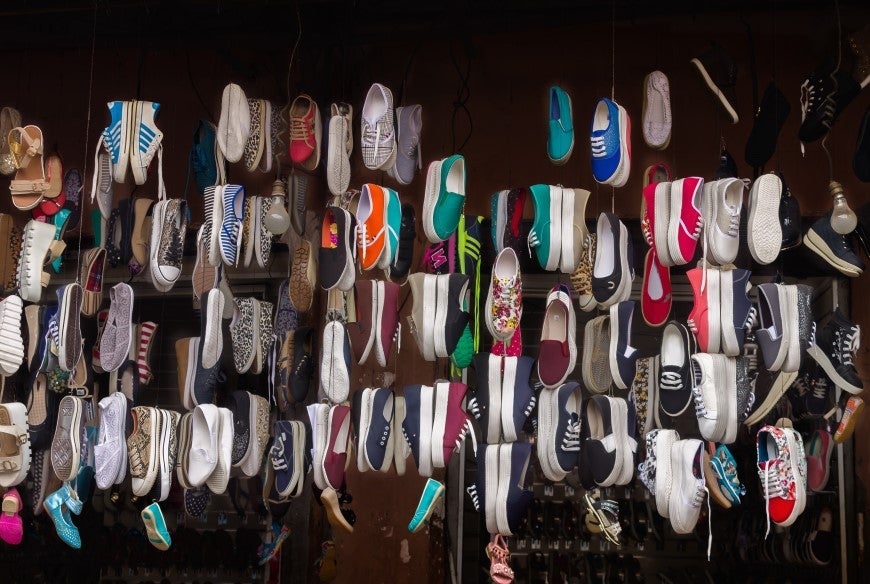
(389, 105), (422, 185)
(735, 354), (757, 424)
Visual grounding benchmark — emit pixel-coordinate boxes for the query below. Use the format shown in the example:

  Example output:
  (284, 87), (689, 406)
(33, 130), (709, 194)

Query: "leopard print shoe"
(571, 233), (596, 312)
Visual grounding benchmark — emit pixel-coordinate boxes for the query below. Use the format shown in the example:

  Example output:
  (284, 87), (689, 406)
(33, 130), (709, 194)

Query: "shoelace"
(362, 122), (384, 163)
(660, 370), (683, 392)
(452, 418), (479, 456)
(691, 385), (708, 417)
(590, 135), (607, 158)
(527, 231), (541, 256)
(467, 396), (480, 419)
(744, 306), (758, 332)
(562, 416), (582, 452)
(524, 395), (537, 419)
(811, 378), (828, 400)
(758, 460), (786, 538)
(466, 484), (480, 512)
(726, 212), (740, 237)
(799, 77), (836, 126)
(289, 116), (312, 141)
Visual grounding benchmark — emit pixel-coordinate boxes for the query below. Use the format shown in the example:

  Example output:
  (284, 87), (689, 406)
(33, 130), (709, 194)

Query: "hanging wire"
(76, 0), (100, 285)
(821, 0), (843, 181)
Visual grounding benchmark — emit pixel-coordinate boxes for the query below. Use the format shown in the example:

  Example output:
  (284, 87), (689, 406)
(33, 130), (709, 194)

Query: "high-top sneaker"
(807, 308), (863, 394)
(536, 382), (582, 482)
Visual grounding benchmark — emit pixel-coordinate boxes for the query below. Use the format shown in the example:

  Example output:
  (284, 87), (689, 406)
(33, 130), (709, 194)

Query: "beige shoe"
(289, 240), (316, 313)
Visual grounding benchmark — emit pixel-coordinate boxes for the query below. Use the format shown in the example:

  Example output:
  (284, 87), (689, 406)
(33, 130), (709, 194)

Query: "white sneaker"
(559, 187), (591, 274)
(206, 407), (233, 495)
(18, 220), (61, 303)
(690, 353), (728, 442)
(217, 84), (251, 163)
(326, 103), (353, 196)
(319, 321), (351, 403)
(95, 392), (128, 490)
(186, 404), (219, 488)
(129, 101), (164, 186)
(638, 428), (679, 518)
(704, 178), (745, 265)
(747, 173), (784, 265)
(361, 83), (397, 171)
(308, 403), (330, 490)
(485, 248), (523, 342)
(668, 438), (707, 534)
(0, 294), (24, 376)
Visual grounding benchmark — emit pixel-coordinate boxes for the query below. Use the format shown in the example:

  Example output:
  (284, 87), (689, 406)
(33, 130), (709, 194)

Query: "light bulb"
(829, 181), (858, 235)
(263, 179), (291, 235)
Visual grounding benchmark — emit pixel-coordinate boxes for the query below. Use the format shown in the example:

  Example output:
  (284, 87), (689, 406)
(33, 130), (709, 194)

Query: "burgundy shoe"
(322, 405), (352, 490)
(538, 285), (577, 388)
(346, 280), (376, 365)
(374, 281), (400, 367)
(431, 381), (474, 469)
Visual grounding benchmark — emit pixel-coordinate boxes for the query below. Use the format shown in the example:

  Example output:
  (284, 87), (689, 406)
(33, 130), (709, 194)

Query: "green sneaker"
(528, 184), (562, 270)
(423, 154), (466, 242)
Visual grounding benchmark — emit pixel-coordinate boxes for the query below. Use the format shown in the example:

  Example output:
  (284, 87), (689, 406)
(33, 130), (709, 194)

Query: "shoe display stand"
(450, 218), (857, 583)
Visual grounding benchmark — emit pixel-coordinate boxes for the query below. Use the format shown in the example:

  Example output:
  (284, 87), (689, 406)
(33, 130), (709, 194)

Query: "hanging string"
(76, 0), (99, 285)
(610, 0), (616, 213)
(820, 0), (842, 181)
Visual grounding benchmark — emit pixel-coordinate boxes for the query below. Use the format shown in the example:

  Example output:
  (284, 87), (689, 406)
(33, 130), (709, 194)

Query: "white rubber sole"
(653, 430), (677, 519)
(653, 182), (673, 267)
(609, 104), (631, 188)
(501, 356), (518, 442)
(782, 285), (801, 373)
(433, 275), (450, 358)
(719, 269), (737, 357)
(372, 281), (388, 367)
(804, 230), (863, 276)
(327, 116), (351, 196)
(495, 444), (514, 534)
(723, 356), (738, 444)
(690, 58), (739, 124)
(545, 186), (563, 271)
(487, 353), (503, 442)
(431, 382), (449, 469)
(599, 397), (626, 487)
(422, 160), (442, 243)
(706, 266), (722, 354)
(418, 385), (434, 477)
(614, 398), (635, 485)
(806, 345), (864, 394)
(209, 185), (225, 267)
(559, 188), (576, 273)
(357, 388), (373, 472)
(747, 175), (783, 265)
(114, 101), (133, 183)
(484, 444), (500, 534)
(778, 429), (807, 527)
(201, 289), (225, 369)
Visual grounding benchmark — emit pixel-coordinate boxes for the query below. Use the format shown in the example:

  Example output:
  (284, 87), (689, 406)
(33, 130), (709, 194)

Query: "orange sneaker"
(834, 396), (864, 443)
(355, 184), (387, 270)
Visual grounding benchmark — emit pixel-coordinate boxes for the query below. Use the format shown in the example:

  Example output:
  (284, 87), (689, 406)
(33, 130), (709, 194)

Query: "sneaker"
(641, 248), (671, 327)
(128, 406), (159, 497)
(571, 232), (597, 312)
(648, 181), (674, 267)
(707, 444), (745, 507)
(667, 177), (704, 265)
(95, 393), (128, 490)
(629, 355), (657, 438)
(609, 300), (638, 390)
(380, 186), (402, 271)
(719, 268), (754, 358)
(638, 428), (679, 518)
(547, 85), (574, 164)
(777, 174), (803, 250)
(374, 281), (400, 367)
(804, 212), (864, 276)
(431, 381), (474, 469)
(319, 206), (356, 291)
(288, 94), (321, 170)
(805, 429), (834, 492)
(485, 248), (523, 342)
(391, 105), (422, 185)
(433, 274), (470, 359)
(306, 403), (330, 490)
(499, 355), (535, 443)
(590, 97), (631, 187)
(402, 384), (434, 477)
(326, 102), (353, 196)
(538, 284), (576, 388)
(528, 184), (562, 271)
(686, 264), (721, 353)
(149, 198), (188, 291)
(668, 439), (708, 534)
(320, 320), (351, 403)
(559, 187), (590, 274)
(355, 183), (387, 270)
(747, 173), (783, 265)
(757, 425), (807, 530)
(690, 353), (736, 443)
(583, 395), (633, 487)
(346, 280), (377, 365)
(360, 388), (395, 473)
(536, 382), (582, 482)
(361, 83), (397, 171)
(642, 70), (672, 149)
(271, 420), (302, 498)
(494, 442), (535, 535)
(191, 119), (218, 194)
(470, 353), (504, 443)
(407, 273), (437, 361)
(745, 82), (791, 168)
(129, 101), (163, 186)
(659, 321), (695, 417)
(798, 60), (860, 144)
(690, 44), (739, 123)
(205, 407), (233, 495)
(101, 100), (133, 183)
(390, 203), (416, 280)
(581, 315), (613, 394)
(408, 478), (445, 533)
(807, 308), (863, 393)
(18, 220), (62, 303)
(217, 83), (251, 163)
(757, 283), (791, 372)
(592, 212), (631, 307)
(703, 178), (744, 265)
(321, 405), (351, 490)
(423, 155), (465, 243)
(218, 184), (247, 267)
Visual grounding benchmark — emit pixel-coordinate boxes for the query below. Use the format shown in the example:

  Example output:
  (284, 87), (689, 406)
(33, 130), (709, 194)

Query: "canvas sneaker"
(592, 212), (631, 307)
(690, 44), (739, 124)
(321, 404), (351, 490)
(807, 308), (863, 394)
(590, 97), (631, 187)
(668, 439), (709, 537)
(360, 388), (395, 473)
(538, 284), (576, 388)
(326, 102), (353, 196)
(659, 321), (695, 417)
(360, 82), (396, 171)
(667, 177), (704, 265)
(690, 353), (737, 443)
(95, 392), (128, 490)
(757, 425), (807, 532)
(422, 155), (466, 243)
(494, 442), (535, 536)
(407, 273), (437, 361)
(433, 274), (470, 359)
(642, 71), (672, 149)
(703, 178), (744, 265)
(536, 382), (582, 482)
(638, 428), (679, 518)
(401, 384), (434, 477)
(101, 100), (133, 183)
(485, 247), (523, 342)
(129, 101), (164, 186)
(319, 206), (356, 291)
(804, 212), (864, 276)
(756, 283), (791, 372)
(498, 355), (535, 443)
(805, 429), (834, 492)
(583, 395), (634, 488)
(528, 184), (562, 270)
(707, 444), (745, 508)
(431, 381), (475, 470)
(609, 300), (639, 390)
(719, 267), (755, 358)
(355, 184), (388, 271)
(288, 94), (322, 170)
(128, 406), (159, 497)
(687, 263), (721, 353)
(390, 105), (422, 185)
(747, 174), (784, 265)
(547, 85), (574, 164)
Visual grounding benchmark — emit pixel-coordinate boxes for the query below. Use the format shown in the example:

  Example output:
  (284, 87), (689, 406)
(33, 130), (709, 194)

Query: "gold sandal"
(9, 125), (48, 210)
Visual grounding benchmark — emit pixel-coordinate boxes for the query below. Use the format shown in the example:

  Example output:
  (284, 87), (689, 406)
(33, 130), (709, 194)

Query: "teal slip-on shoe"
(433, 155), (466, 240)
(142, 502), (172, 550)
(528, 184), (563, 270)
(408, 478), (445, 532)
(710, 444), (745, 505)
(548, 85), (574, 164)
(383, 187), (402, 268)
(50, 209), (72, 273)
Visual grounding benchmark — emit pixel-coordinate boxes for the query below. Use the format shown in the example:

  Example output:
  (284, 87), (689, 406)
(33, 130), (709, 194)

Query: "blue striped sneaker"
(101, 101), (133, 184)
(219, 185), (247, 266)
(130, 101), (164, 186)
(408, 478), (444, 532)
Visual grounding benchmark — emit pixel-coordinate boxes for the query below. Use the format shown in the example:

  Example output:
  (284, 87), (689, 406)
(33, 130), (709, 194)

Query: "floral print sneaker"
(485, 247), (522, 341)
(757, 425), (806, 535)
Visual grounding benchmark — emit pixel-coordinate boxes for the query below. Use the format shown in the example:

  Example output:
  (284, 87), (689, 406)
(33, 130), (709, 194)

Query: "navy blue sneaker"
(469, 353), (502, 444)
(363, 388), (395, 472)
(401, 384), (434, 476)
(536, 382), (582, 482)
(720, 268), (755, 357)
(659, 321), (695, 417)
(583, 395), (632, 487)
(608, 300), (638, 390)
(501, 355), (536, 442)
(270, 420), (296, 497)
(496, 442), (535, 535)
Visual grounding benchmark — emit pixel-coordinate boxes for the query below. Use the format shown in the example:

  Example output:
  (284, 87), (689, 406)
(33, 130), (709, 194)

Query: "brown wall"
(1, 5), (869, 583)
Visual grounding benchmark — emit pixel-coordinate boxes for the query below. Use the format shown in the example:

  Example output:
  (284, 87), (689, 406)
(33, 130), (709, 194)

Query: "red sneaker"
(641, 249), (671, 327)
(668, 177), (705, 265)
(686, 265), (721, 353)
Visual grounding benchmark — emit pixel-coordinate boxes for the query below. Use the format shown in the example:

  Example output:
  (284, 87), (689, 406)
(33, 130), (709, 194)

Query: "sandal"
(0, 107), (21, 176)
(9, 125), (49, 210)
(583, 489), (623, 545)
(486, 534), (515, 583)
(43, 153), (63, 199)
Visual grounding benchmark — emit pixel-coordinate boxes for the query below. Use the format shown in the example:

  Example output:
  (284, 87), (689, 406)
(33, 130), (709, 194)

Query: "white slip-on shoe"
(186, 404), (220, 488)
(642, 70), (672, 150)
(206, 407), (233, 495)
(217, 83), (251, 163)
(326, 103), (353, 196)
(747, 173), (784, 266)
(201, 288), (225, 370)
(307, 403), (330, 490)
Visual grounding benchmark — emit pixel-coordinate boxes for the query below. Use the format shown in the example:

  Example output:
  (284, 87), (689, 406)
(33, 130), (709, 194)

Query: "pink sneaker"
(805, 429), (834, 492)
(492, 329), (523, 357)
(0, 488), (23, 545)
(288, 94), (322, 169)
(641, 249), (671, 327)
(668, 177), (705, 265)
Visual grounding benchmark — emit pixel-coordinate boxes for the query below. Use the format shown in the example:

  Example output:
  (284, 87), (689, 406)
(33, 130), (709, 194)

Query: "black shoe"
(854, 107), (870, 182)
(318, 206), (356, 291)
(437, 274), (470, 357)
(855, 202), (870, 258)
(778, 173), (802, 250)
(390, 203), (416, 280)
(807, 308), (863, 394)
(803, 212), (865, 276)
(799, 60), (862, 143)
(745, 82), (790, 168)
(289, 327), (315, 403)
(715, 147), (739, 180)
(690, 43), (739, 124)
